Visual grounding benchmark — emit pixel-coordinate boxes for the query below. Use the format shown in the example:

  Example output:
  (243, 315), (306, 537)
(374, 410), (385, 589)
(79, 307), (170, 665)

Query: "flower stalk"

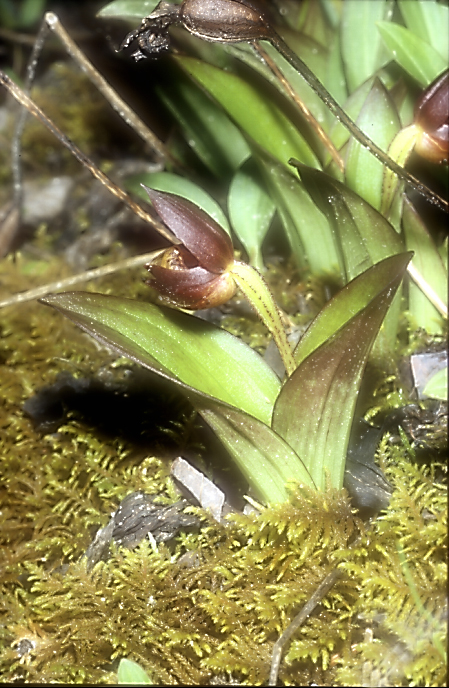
(229, 261), (296, 377)
(121, 0), (448, 213)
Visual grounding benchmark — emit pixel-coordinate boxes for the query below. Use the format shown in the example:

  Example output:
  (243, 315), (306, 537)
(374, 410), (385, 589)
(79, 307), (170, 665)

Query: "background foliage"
(0, 0), (447, 684)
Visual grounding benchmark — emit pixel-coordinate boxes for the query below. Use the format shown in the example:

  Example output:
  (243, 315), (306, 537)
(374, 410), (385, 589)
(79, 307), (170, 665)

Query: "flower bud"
(180, 0), (270, 43)
(144, 187), (237, 309)
(414, 69), (449, 164)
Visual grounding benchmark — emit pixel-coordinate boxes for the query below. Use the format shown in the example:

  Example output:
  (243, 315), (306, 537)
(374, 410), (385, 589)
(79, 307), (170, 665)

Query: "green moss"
(20, 62), (114, 174)
(1, 255), (446, 685)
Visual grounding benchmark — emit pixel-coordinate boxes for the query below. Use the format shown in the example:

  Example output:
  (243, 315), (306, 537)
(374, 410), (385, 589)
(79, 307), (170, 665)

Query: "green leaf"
(402, 198), (447, 335)
(272, 253), (411, 490)
(398, 0), (449, 62)
(117, 658), (152, 684)
(325, 29), (348, 109)
(291, 163), (404, 355)
(19, 0), (47, 28)
(156, 69), (250, 176)
(40, 293), (280, 425)
(292, 163), (403, 281)
(293, 252), (413, 367)
(381, 124), (419, 219)
(257, 150), (342, 277)
(228, 32), (329, 128)
(328, 78), (374, 157)
(341, 0), (393, 92)
(97, 0), (166, 21)
(422, 367), (448, 401)
(125, 172), (230, 233)
(345, 78), (401, 210)
(177, 56), (321, 169)
(197, 400), (315, 504)
(376, 21), (447, 86)
(228, 159), (275, 270)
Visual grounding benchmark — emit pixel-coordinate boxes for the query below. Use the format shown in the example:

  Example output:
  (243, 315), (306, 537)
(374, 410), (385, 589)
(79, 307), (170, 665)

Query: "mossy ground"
(0, 254), (446, 686)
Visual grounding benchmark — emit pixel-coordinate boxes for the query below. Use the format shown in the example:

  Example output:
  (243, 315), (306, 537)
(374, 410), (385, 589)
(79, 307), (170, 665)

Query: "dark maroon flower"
(414, 69), (449, 164)
(144, 187), (237, 309)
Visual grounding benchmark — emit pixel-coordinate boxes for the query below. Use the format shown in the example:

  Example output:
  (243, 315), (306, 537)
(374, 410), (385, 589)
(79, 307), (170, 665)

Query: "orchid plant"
(3, 0), (445, 505)
(42, 184), (411, 503)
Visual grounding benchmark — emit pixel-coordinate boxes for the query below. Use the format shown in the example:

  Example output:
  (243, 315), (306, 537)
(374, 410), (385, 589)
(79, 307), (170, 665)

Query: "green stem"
(267, 33), (448, 214)
(230, 261), (296, 377)
(381, 124), (419, 215)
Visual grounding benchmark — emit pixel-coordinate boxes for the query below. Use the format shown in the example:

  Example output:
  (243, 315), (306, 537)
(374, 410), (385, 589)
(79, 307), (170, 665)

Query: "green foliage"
(423, 368), (447, 401)
(0, 0), (47, 30)
(1, 0), (447, 684)
(334, 438), (447, 686)
(117, 658), (153, 684)
(1, 257), (445, 685)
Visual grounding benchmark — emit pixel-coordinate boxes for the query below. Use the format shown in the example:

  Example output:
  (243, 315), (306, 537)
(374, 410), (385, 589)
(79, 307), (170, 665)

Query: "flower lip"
(143, 186), (234, 274)
(148, 263), (236, 309)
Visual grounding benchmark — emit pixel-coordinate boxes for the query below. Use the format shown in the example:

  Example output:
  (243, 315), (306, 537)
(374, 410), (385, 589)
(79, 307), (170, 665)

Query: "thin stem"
(0, 250), (164, 310)
(252, 41), (344, 172)
(0, 70), (176, 243)
(269, 567), (342, 685)
(267, 32), (448, 214)
(407, 262), (448, 319)
(44, 12), (171, 163)
(230, 261), (296, 377)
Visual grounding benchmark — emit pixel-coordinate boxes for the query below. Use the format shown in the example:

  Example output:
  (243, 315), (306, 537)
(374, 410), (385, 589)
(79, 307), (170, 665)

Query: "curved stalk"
(267, 32), (448, 214)
(230, 261), (296, 377)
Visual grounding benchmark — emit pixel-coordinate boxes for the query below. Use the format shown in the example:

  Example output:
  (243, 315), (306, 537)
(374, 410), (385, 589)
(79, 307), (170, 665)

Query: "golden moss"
(1, 255), (447, 685)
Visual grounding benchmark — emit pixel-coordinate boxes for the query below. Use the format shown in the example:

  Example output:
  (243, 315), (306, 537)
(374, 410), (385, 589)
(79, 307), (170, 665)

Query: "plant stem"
(267, 33), (448, 214)
(230, 261), (296, 377)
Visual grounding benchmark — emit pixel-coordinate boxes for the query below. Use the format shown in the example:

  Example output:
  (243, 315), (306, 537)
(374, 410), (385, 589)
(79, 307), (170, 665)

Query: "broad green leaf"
(228, 159), (275, 271)
(156, 69), (250, 176)
(41, 293), (280, 425)
(376, 21), (447, 86)
(398, 0), (449, 62)
(257, 150), (342, 278)
(291, 163), (403, 281)
(125, 172), (230, 233)
(422, 367), (448, 401)
(293, 252), (413, 367)
(402, 198), (447, 335)
(291, 163), (404, 355)
(273, 253), (411, 490)
(117, 658), (152, 685)
(177, 56), (321, 170)
(345, 78), (401, 210)
(341, 0), (393, 92)
(197, 400), (315, 504)
(97, 0), (169, 20)
(226, 35), (328, 126)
